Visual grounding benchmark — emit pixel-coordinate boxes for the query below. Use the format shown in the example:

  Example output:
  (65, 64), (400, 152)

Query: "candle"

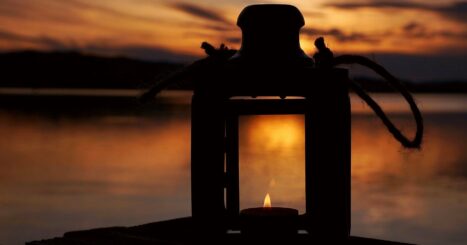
(240, 206), (298, 216)
(240, 193), (299, 236)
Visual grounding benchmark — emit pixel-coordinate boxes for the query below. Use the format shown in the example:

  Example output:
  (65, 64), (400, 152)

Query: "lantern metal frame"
(191, 66), (351, 237)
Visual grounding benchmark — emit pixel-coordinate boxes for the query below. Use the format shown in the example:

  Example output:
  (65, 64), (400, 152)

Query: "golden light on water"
(1, 94), (467, 244)
(263, 193), (272, 208)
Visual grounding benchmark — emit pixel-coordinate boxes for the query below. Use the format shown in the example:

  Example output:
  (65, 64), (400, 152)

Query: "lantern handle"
(336, 55), (423, 148)
(313, 38), (423, 148)
(140, 42), (236, 103)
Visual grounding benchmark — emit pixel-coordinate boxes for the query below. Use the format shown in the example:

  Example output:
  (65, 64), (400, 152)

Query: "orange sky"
(0, 0), (465, 57)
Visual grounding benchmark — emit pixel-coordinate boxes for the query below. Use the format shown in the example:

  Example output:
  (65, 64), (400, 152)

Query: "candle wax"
(240, 207), (298, 216)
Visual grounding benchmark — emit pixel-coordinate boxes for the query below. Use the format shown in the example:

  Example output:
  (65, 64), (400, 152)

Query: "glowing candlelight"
(240, 192), (299, 235)
(263, 193), (272, 208)
(241, 193), (297, 215)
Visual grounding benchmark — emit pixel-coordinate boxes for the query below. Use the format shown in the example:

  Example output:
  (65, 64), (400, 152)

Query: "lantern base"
(240, 207), (299, 236)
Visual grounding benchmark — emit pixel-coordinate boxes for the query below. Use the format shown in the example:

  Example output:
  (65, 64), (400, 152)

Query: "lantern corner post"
(191, 92), (228, 232)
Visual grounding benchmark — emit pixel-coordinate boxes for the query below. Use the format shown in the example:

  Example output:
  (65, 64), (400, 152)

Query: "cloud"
(0, 29), (72, 50)
(403, 22), (424, 33)
(325, 1), (467, 24)
(402, 21), (467, 39)
(0, 0), (166, 36)
(65, 0), (162, 24)
(302, 10), (326, 18)
(0, 0), (89, 26)
(176, 21), (237, 33)
(200, 23), (235, 32)
(225, 36), (241, 44)
(439, 1), (467, 24)
(302, 27), (380, 43)
(0, 0), (166, 26)
(169, 2), (231, 25)
(84, 44), (198, 63)
(0, 1), (32, 18)
(354, 53), (467, 81)
(0, 29), (197, 62)
(326, 1), (429, 10)
(0, 29), (29, 42)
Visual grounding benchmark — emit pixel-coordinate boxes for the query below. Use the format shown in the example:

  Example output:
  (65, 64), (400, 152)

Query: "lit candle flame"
(263, 193), (272, 208)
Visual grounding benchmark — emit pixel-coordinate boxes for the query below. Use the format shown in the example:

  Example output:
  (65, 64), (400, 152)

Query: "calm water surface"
(0, 92), (466, 245)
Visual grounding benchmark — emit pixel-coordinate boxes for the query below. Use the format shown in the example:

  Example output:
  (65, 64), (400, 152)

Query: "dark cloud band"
(302, 27), (380, 43)
(325, 1), (467, 24)
(170, 2), (231, 25)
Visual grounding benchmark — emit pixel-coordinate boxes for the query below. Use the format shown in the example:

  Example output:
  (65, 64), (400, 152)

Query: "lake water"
(0, 91), (466, 245)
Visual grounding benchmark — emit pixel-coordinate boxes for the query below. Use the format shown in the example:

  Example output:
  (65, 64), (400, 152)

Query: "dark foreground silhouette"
(28, 217), (414, 245)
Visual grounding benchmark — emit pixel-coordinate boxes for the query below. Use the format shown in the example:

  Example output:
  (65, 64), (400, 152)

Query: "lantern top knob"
(232, 4), (312, 66)
(237, 4), (305, 30)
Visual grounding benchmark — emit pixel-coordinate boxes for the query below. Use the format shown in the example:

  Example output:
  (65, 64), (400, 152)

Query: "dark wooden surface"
(27, 217), (415, 245)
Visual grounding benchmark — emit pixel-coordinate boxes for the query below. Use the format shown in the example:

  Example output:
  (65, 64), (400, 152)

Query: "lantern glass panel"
(238, 115), (305, 213)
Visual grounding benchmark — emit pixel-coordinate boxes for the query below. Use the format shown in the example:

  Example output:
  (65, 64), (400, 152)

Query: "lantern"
(191, 4), (350, 238)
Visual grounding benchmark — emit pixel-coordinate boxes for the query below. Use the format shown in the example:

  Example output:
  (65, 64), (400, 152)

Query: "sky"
(0, 0), (466, 81)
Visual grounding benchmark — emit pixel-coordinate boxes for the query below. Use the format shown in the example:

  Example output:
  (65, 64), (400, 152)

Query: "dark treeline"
(0, 51), (182, 89)
(352, 77), (467, 93)
(0, 51), (466, 93)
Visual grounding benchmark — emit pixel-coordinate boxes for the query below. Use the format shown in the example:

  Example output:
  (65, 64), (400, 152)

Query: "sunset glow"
(0, 0), (465, 61)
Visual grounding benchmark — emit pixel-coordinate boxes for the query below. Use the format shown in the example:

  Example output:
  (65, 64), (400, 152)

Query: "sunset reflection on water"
(0, 93), (466, 245)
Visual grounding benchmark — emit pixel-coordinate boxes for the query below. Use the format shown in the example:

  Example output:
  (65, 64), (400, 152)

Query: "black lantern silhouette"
(191, 4), (350, 238)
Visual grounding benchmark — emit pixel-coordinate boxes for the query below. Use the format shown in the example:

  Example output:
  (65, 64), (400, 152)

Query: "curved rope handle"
(333, 55), (424, 148)
(140, 42), (236, 103)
